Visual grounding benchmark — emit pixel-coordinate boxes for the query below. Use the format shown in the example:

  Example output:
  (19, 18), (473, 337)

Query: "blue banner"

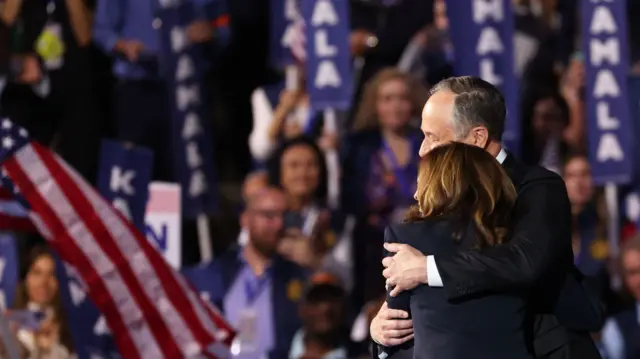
(445, 0), (519, 156)
(0, 233), (18, 310)
(158, 0), (219, 218)
(269, 0), (297, 68)
(581, 0), (633, 185)
(301, 0), (353, 111)
(620, 76), (640, 226)
(54, 256), (120, 359)
(97, 140), (153, 231)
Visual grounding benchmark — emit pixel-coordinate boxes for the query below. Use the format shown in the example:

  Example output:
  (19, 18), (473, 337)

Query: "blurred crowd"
(1, 0), (640, 358)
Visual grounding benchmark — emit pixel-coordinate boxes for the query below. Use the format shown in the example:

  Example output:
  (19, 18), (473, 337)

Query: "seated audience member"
(289, 273), (355, 359)
(601, 235), (640, 359)
(249, 67), (338, 163)
(266, 137), (337, 271)
(183, 187), (308, 359)
(2, 246), (75, 359)
(341, 68), (425, 310)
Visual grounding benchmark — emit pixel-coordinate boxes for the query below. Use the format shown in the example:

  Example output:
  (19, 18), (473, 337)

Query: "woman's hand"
(559, 58), (585, 105)
(279, 89), (303, 113)
(278, 228), (317, 268)
(35, 318), (59, 353)
(318, 132), (338, 151)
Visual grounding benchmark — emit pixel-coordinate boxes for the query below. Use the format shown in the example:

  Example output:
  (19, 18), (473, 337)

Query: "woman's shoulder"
(386, 218), (475, 253)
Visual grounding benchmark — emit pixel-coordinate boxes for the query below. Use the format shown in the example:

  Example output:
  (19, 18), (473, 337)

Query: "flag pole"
(197, 213), (213, 262)
(605, 183), (622, 290)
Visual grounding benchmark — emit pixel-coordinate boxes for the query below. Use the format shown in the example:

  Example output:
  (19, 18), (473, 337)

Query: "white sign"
(144, 182), (182, 269)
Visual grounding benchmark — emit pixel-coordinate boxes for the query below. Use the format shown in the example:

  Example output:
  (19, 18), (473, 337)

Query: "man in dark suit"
(370, 76), (603, 359)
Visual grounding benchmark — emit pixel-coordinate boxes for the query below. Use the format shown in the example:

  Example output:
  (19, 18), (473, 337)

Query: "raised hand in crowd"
(317, 132), (338, 151)
(349, 29), (377, 57)
(35, 317), (60, 354)
(559, 55), (586, 150)
(268, 89), (305, 141)
(370, 302), (413, 347)
(278, 228), (317, 269)
(186, 20), (214, 43)
(114, 39), (144, 62)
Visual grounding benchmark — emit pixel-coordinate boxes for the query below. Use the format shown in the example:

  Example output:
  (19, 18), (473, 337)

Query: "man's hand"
(115, 40), (144, 62)
(186, 20), (214, 43)
(370, 302), (413, 346)
(382, 243), (427, 296)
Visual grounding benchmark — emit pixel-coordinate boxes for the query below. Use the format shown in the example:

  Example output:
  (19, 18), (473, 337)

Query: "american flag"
(0, 118), (235, 359)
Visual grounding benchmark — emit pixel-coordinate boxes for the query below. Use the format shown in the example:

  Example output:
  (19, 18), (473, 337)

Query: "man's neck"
(486, 141), (502, 158)
(382, 127), (407, 142)
(287, 195), (312, 212)
(242, 243), (270, 276)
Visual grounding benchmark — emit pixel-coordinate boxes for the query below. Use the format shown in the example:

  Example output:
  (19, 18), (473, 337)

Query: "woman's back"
(386, 219), (531, 359)
(383, 142), (530, 359)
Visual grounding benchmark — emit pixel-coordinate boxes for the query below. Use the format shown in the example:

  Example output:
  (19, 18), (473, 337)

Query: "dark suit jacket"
(433, 154), (603, 358)
(385, 220), (532, 359)
(182, 246), (309, 359)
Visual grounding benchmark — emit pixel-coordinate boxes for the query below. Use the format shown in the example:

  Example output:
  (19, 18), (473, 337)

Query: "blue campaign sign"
(145, 223), (168, 251)
(54, 256), (120, 359)
(301, 0), (353, 111)
(157, 0), (219, 218)
(270, 0), (297, 68)
(97, 140), (153, 231)
(620, 76), (640, 226)
(445, 0), (520, 156)
(581, 0), (633, 185)
(0, 233), (18, 310)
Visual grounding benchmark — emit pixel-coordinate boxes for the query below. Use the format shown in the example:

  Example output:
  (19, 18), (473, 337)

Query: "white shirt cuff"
(426, 255), (443, 287)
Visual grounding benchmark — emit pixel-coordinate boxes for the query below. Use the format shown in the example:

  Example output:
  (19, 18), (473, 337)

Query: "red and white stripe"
(2, 142), (234, 359)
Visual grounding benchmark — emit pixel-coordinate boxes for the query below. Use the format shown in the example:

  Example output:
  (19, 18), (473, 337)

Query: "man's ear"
(470, 126), (489, 148)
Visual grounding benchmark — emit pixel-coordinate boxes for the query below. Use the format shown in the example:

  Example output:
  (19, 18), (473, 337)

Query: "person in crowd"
(520, 87), (572, 174)
(372, 76), (603, 359)
(0, 0), (100, 182)
(563, 153), (608, 275)
(384, 142), (533, 358)
(289, 272), (355, 359)
(182, 186), (308, 359)
(3, 246), (75, 359)
(92, 0), (228, 181)
(396, 0), (453, 86)
(266, 137), (336, 271)
(238, 170), (269, 246)
(348, 0), (434, 111)
(249, 67), (338, 164)
(600, 234), (640, 359)
(341, 68), (425, 311)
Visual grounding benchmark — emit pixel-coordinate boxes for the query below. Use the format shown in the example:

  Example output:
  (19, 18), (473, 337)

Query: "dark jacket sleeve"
(435, 171), (572, 298)
(374, 226), (414, 359)
(549, 266), (605, 331)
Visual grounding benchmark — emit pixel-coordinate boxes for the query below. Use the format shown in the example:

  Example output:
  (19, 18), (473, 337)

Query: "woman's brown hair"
(13, 245), (74, 353)
(407, 142), (517, 248)
(352, 68), (427, 131)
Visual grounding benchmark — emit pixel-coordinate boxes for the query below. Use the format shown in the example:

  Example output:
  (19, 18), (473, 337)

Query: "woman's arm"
(65, 0), (93, 47)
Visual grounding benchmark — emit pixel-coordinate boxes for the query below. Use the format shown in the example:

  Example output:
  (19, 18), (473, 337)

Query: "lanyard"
(381, 137), (417, 199)
(244, 272), (271, 306)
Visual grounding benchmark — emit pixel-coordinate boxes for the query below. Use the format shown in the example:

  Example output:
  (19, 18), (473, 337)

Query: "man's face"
(419, 90), (478, 157)
(623, 249), (640, 300)
(242, 189), (287, 257)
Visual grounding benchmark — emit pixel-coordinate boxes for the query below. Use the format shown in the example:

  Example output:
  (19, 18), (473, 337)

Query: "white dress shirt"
(426, 148), (507, 287)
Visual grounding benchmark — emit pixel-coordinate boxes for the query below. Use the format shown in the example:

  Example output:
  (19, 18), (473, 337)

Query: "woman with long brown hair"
(3, 245), (75, 359)
(382, 142), (531, 359)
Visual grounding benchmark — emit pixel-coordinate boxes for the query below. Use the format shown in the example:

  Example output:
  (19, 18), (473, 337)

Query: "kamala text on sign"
(446, 0), (519, 155)
(302, 0), (352, 111)
(158, 1), (218, 217)
(582, 0), (632, 184)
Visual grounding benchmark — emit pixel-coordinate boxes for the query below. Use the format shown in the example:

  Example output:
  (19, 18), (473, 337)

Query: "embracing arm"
(434, 173), (572, 299)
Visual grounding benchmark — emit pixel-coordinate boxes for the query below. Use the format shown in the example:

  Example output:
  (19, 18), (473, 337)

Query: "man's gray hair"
(429, 76), (507, 141)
